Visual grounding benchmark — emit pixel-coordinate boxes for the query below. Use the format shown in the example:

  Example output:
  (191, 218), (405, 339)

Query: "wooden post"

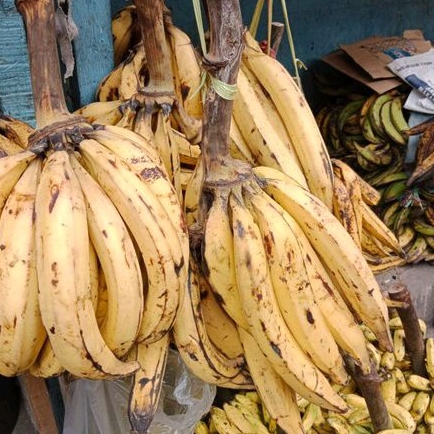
(19, 374), (59, 434)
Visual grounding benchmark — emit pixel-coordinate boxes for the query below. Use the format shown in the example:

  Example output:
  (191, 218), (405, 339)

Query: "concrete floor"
(11, 262), (434, 434)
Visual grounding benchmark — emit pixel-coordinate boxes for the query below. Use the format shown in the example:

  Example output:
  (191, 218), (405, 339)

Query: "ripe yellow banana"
(166, 22), (202, 119)
(96, 62), (124, 102)
(222, 403), (252, 433)
(111, 4), (139, 66)
(393, 329), (406, 362)
(281, 203), (371, 373)
(199, 274), (245, 360)
(332, 159), (364, 239)
(239, 60), (301, 165)
(0, 134), (25, 155)
(172, 259), (248, 386)
(29, 338), (64, 378)
(360, 200), (403, 255)
(332, 174), (362, 248)
(70, 155), (144, 357)
(233, 67), (308, 188)
(0, 159), (46, 376)
(79, 139), (185, 344)
(245, 184), (348, 385)
(380, 376), (397, 402)
(209, 407), (242, 434)
(152, 110), (182, 199)
(410, 391), (430, 423)
(0, 113), (34, 147)
(128, 334), (170, 434)
(229, 187), (347, 412)
(118, 43), (146, 100)
(184, 154), (204, 226)
(35, 150), (139, 378)
(202, 187), (249, 330)
(243, 31), (334, 209)
(74, 100), (123, 125)
(238, 327), (306, 434)
(229, 118), (256, 164)
(0, 149), (37, 211)
(254, 166), (392, 351)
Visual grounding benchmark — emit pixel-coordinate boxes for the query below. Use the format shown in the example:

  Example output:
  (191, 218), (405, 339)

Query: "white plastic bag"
(62, 349), (216, 434)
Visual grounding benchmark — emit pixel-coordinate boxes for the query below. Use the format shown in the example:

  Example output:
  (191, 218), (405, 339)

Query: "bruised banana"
(35, 150), (139, 378)
(254, 166), (392, 351)
(0, 159), (46, 376)
(229, 187), (347, 412)
(79, 139), (185, 344)
(243, 31), (334, 210)
(245, 184), (348, 385)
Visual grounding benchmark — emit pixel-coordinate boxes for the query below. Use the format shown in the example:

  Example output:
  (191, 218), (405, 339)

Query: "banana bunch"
(194, 391), (278, 434)
(330, 158), (406, 273)
(0, 120), (189, 383)
(181, 152), (396, 431)
(76, 4), (203, 199)
(316, 90), (410, 164)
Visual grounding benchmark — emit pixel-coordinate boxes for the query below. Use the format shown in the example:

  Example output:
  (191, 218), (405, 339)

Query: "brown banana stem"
(345, 356), (393, 433)
(388, 283), (428, 377)
(201, 0), (244, 181)
(134, 0), (174, 103)
(16, 0), (74, 128)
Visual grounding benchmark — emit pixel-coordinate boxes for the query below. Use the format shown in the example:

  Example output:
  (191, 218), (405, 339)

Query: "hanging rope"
(191, 0), (238, 101)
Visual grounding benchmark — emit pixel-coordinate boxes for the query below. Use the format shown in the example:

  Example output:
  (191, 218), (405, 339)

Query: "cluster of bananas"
(0, 112), (188, 433)
(194, 391), (278, 434)
(4, 0), (424, 432)
(196, 315), (434, 434)
(314, 69), (434, 265)
(331, 157), (406, 273)
(95, 7), (405, 432)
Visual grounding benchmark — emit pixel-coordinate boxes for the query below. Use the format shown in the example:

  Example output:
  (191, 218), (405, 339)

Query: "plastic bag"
(62, 349), (216, 434)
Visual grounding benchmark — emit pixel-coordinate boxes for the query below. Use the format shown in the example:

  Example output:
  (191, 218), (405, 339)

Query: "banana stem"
(388, 283), (428, 377)
(134, 0), (174, 106)
(16, 0), (74, 128)
(201, 0), (244, 182)
(345, 357), (393, 432)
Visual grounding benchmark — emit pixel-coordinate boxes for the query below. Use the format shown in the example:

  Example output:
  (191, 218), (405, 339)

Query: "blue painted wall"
(1, 0), (433, 126)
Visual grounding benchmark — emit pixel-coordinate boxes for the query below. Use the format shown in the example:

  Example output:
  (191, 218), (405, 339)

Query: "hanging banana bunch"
(171, 2), (397, 434)
(0, 7), (188, 424)
(76, 0), (203, 201)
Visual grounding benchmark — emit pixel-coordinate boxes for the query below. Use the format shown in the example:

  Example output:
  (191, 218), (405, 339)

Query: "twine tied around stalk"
(190, 0), (238, 102)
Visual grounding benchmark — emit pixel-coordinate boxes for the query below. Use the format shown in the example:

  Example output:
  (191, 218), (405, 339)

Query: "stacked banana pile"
(315, 69), (434, 264)
(195, 316), (434, 434)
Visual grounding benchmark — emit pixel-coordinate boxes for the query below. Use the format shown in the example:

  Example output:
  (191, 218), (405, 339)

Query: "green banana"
(405, 235), (428, 263)
(355, 142), (392, 167)
(338, 99), (366, 132)
(380, 99), (407, 146)
(368, 93), (393, 138)
(362, 115), (383, 144)
(393, 206), (412, 234)
(413, 217), (434, 236)
(381, 179), (408, 203)
(390, 96), (410, 136)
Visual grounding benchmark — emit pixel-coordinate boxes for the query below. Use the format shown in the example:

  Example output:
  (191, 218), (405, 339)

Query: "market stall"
(1, 1), (434, 433)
